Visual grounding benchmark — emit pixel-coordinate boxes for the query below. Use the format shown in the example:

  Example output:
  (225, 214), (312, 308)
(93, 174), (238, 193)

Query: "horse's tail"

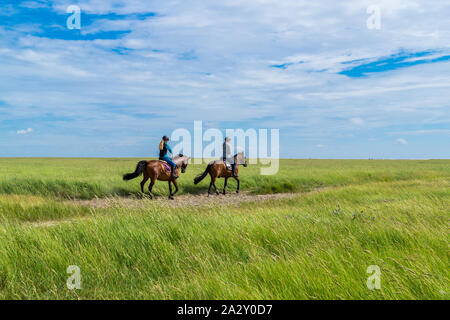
(123, 160), (148, 181)
(194, 163), (212, 184)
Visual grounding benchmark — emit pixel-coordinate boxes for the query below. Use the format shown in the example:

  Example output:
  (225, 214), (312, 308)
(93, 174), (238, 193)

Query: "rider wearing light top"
(223, 137), (236, 177)
(159, 136), (178, 179)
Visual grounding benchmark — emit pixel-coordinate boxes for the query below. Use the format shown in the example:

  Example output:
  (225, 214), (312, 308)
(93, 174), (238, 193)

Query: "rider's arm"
(166, 143), (173, 154)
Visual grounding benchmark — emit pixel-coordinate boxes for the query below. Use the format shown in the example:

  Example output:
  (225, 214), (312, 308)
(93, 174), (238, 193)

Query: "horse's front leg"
(168, 181), (174, 200)
(234, 177), (240, 193)
(172, 179), (179, 197)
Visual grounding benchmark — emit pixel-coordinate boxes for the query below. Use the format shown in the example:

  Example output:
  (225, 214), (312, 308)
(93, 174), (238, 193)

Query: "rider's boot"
(170, 165), (178, 179)
(232, 164), (237, 177)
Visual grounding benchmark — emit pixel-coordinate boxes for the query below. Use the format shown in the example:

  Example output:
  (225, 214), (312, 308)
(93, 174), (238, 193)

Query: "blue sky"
(0, 0), (449, 158)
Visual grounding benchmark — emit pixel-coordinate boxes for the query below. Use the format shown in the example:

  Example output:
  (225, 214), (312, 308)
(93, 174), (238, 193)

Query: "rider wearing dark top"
(159, 136), (178, 179)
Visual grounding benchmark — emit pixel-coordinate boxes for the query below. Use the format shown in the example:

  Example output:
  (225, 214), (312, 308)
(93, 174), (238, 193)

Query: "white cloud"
(17, 128), (33, 135)
(20, 1), (50, 9)
(350, 117), (365, 126)
(396, 138), (408, 145)
(389, 129), (450, 135)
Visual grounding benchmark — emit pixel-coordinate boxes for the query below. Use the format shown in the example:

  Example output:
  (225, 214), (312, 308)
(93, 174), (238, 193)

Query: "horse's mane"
(173, 154), (189, 162)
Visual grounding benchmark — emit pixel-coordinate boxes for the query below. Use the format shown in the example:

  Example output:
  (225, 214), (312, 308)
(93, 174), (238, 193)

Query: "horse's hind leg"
(208, 176), (213, 196)
(148, 178), (155, 199)
(211, 177), (219, 195)
(223, 177), (228, 195)
(140, 173), (149, 194)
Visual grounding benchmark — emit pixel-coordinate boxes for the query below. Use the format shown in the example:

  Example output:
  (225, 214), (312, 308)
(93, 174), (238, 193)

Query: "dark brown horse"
(123, 154), (190, 199)
(194, 152), (247, 195)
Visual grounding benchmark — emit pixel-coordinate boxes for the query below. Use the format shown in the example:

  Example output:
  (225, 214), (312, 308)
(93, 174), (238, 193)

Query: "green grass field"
(0, 158), (448, 299)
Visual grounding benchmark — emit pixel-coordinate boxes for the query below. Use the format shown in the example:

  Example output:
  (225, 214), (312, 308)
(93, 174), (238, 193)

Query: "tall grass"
(0, 159), (448, 299)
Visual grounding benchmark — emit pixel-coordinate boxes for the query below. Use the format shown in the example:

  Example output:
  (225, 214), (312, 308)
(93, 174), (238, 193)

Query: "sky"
(0, 0), (449, 159)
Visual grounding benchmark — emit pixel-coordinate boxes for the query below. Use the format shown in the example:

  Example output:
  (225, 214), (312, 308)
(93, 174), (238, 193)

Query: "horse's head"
(174, 153), (190, 173)
(234, 152), (248, 167)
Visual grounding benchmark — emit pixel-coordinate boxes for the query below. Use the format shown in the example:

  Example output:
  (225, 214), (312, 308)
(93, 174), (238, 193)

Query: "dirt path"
(29, 188), (331, 228)
(71, 191), (300, 209)
(28, 192), (299, 228)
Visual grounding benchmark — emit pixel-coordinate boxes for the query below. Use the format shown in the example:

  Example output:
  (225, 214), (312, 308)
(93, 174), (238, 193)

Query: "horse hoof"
(169, 196), (174, 200)
(236, 190), (239, 194)
(222, 191), (226, 195)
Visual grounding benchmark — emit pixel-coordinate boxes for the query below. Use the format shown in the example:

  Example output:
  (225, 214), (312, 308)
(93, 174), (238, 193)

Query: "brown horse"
(194, 152), (247, 195)
(123, 154), (190, 199)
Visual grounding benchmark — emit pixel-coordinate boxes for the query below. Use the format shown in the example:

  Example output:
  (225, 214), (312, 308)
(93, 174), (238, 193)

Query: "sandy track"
(71, 191), (301, 209)
(29, 189), (327, 228)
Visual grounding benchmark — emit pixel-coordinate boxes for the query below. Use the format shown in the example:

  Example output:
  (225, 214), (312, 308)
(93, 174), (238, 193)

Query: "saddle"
(213, 159), (232, 171)
(159, 160), (171, 173)
(223, 160), (233, 171)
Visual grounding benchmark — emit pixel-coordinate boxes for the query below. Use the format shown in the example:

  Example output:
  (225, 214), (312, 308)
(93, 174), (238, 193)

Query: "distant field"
(1, 158), (449, 198)
(0, 158), (448, 299)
